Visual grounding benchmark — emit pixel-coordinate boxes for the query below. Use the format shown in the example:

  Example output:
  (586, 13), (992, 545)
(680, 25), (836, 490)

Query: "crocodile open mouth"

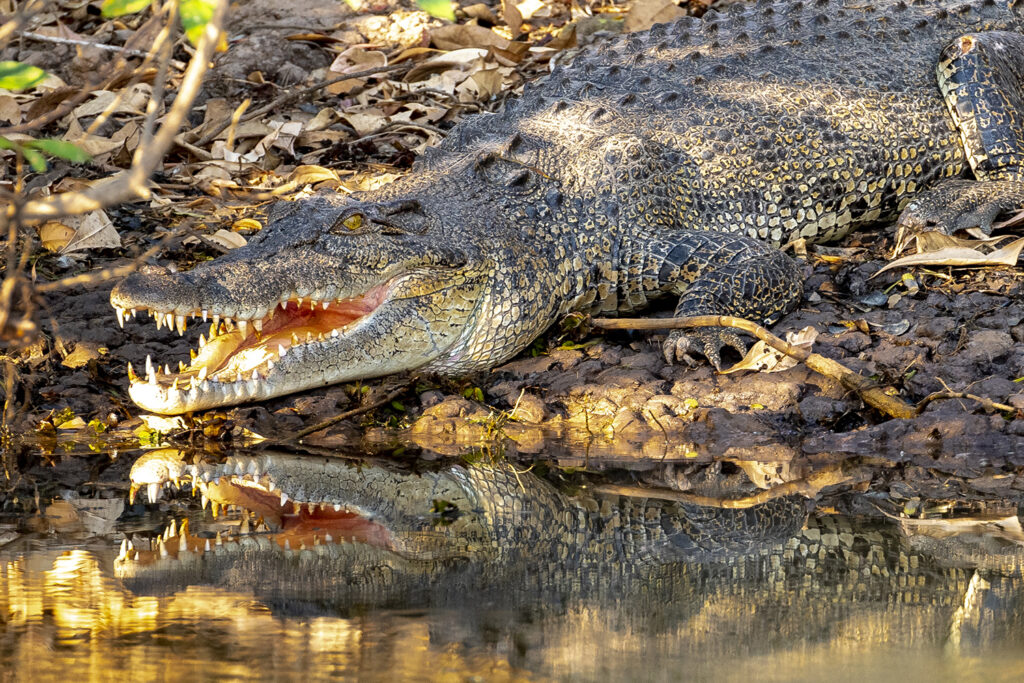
(118, 460), (392, 566)
(111, 281), (391, 410)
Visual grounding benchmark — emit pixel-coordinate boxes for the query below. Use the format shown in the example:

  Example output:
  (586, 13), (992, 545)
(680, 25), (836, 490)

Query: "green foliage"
(0, 136), (91, 173)
(417, 0), (455, 21)
(29, 139), (92, 163)
(0, 61), (47, 91)
(100, 0), (151, 17)
(179, 0), (217, 45)
(463, 386), (485, 402)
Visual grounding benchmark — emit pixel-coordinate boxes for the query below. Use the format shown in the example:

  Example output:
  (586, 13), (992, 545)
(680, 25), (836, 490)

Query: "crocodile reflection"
(118, 450), (1024, 654)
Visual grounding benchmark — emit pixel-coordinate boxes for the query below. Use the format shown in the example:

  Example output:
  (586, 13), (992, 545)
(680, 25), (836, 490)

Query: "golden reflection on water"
(1, 547), (533, 682)
(5, 542), (1024, 682)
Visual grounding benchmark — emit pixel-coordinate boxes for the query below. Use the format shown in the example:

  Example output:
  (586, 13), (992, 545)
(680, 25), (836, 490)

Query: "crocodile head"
(110, 170), (560, 413)
(116, 449), (499, 592)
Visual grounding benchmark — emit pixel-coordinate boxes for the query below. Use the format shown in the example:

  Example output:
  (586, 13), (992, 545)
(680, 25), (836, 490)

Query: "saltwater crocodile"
(118, 450), (1024, 657)
(110, 0), (1024, 414)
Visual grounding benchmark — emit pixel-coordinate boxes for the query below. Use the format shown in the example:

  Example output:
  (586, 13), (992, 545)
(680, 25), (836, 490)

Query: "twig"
(592, 315), (918, 419)
(18, 0), (228, 221)
(19, 31), (186, 69)
(592, 463), (868, 508)
(290, 382), (411, 441)
(916, 391), (1017, 414)
(193, 63), (412, 146)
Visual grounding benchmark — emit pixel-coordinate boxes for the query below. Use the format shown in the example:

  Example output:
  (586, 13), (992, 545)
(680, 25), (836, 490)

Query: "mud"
(5, 1), (1024, 475)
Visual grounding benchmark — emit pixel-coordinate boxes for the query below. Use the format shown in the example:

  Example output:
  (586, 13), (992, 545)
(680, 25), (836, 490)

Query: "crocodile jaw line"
(114, 281), (392, 414)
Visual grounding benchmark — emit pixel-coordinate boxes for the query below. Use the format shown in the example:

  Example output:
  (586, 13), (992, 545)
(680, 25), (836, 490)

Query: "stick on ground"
(592, 315), (919, 419)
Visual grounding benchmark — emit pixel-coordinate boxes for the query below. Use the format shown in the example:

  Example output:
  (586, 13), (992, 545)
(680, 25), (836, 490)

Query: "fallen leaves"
(39, 210), (120, 253)
(722, 326), (819, 374)
(877, 233), (1024, 277)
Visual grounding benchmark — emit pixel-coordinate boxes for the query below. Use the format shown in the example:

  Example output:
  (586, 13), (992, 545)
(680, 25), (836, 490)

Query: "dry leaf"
(206, 229), (247, 250)
(50, 211), (120, 253)
(341, 106), (388, 136)
(898, 514), (1024, 543)
(0, 95), (20, 124)
(289, 165), (341, 185)
(624, 0), (688, 33)
(517, 0), (545, 20)
(327, 47), (388, 95)
(874, 236), (1024, 276)
(39, 221), (76, 251)
(721, 326), (819, 374)
(431, 23), (514, 51)
(469, 68), (504, 99)
(503, 0), (523, 36)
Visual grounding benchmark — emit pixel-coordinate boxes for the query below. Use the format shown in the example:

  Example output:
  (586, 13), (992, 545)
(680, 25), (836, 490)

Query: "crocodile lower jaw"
(113, 281), (392, 413)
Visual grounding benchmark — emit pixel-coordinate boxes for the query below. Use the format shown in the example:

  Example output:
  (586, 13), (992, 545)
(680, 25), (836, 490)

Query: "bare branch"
(18, 0), (229, 222)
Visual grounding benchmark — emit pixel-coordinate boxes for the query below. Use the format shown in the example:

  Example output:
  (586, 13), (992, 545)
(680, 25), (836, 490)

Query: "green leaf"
(179, 0), (216, 45)
(22, 147), (47, 173)
(0, 136), (16, 151)
(100, 0), (151, 17)
(0, 61), (48, 91)
(417, 0), (455, 21)
(27, 139), (92, 164)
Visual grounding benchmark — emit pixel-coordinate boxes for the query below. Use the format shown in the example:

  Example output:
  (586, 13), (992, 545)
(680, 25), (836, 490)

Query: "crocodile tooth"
(278, 344), (288, 358)
(280, 491), (289, 506)
(237, 319), (247, 336)
(291, 332), (300, 345)
(240, 516), (251, 534)
(322, 301), (329, 310)
(178, 535), (188, 554)
(172, 377), (179, 391)
(127, 362), (138, 383)
(324, 533), (333, 543)
(266, 308), (275, 321)
(145, 355), (156, 384)
(130, 308), (137, 318)
(190, 376), (197, 391)
(118, 539), (128, 559)
(179, 361), (187, 372)
(198, 333), (206, 348)
(251, 370), (259, 381)
(163, 364), (171, 376)
(247, 460), (260, 475)
(283, 539), (291, 551)
(175, 315), (186, 335)
(305, 331), (313, 343)
(225, 319), (235, 332)
(310, 300), (316, 311)
(212, 314), (220, 328)
(155, 312), (163, 330)
(197, 366), (208, 381)
(296, 297), (303, 307)
(165, 312), (174, 330)
(201, 493), (209, 509)
(216, 531), (223, 546)
(116, 307), (125, 328)
(158, 539), (168, 558)
(190, 349), (197, 360)
(202, 309), (208, 321)
(331, 328), (339, 338)
(204, 539), (211, 552)
(252, 318), (262, 333)
(266, 359), (274, 371)
(334, 504), (342, 512)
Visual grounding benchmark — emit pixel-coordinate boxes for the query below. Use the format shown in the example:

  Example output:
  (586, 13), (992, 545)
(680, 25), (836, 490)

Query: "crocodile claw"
(895, 179), (1023, 252)
(663, 328), (747, 370)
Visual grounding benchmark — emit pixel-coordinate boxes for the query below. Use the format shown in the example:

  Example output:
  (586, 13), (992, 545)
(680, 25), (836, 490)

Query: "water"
(5, 447), (1024, 682)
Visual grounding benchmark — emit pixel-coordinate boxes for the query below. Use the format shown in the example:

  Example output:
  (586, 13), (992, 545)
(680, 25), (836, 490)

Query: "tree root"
(592, 315), (918, 419)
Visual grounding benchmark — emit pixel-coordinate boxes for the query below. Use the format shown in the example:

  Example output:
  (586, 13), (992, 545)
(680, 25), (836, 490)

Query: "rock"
(510, 393), (546, 423)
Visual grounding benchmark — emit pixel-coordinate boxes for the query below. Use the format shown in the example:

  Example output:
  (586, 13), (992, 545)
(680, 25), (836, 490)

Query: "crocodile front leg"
(898, 31), (1024, 239)
(619, 230), (803, 368)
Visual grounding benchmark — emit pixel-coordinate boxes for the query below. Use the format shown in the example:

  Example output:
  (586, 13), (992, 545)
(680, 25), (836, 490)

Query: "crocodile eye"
(341, 213), (363, 231)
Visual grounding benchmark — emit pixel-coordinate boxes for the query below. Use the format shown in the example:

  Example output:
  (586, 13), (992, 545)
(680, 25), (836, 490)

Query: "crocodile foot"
(663, 327), (747, 370)
(895, 179), (1024, 251)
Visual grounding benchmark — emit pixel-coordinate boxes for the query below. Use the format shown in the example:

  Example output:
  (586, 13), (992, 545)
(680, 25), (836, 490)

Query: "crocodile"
(117, 450), (1024, 660)
(110, 0), (1024, 414)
